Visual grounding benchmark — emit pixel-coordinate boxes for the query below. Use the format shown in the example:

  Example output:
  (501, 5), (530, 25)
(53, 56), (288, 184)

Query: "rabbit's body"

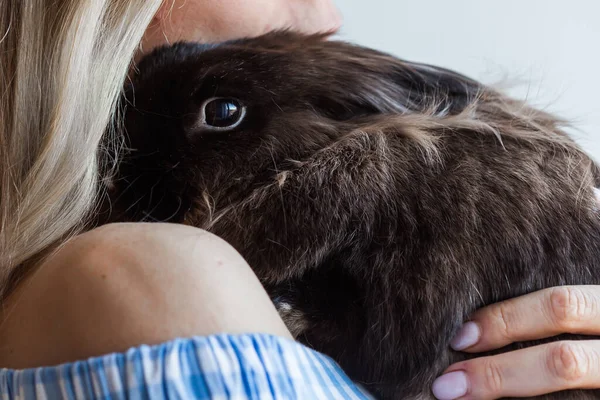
(105, 32), (600, 398)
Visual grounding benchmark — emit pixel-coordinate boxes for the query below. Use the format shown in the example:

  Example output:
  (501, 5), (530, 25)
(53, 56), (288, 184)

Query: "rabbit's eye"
(201, 97), (246, 130)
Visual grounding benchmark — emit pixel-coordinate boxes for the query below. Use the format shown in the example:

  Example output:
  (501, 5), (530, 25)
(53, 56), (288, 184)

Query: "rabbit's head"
(110, 31), (480, 224)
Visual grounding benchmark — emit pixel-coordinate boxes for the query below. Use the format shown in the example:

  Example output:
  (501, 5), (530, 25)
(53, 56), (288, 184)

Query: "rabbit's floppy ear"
(386, 61), (483, 114)
(301, 40), (484, 117)
(343, 58), (483, 116)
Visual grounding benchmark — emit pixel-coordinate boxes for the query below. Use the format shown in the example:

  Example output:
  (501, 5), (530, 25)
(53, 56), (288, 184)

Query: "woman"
(0, 1), (597, 399)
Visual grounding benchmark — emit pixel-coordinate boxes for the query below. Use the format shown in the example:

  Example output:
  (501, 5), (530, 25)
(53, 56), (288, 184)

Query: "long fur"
(102, 31), (600, 399)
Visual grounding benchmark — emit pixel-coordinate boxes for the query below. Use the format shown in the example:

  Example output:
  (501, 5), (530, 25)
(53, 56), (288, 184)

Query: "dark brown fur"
(103, 32), (600, 399)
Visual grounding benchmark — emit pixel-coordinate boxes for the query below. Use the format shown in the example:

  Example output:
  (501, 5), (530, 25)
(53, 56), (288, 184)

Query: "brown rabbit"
(103, 31), (600, 399)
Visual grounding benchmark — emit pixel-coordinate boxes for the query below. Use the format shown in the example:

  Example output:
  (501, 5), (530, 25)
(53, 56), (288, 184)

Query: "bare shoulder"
(0, 223), (291, 369)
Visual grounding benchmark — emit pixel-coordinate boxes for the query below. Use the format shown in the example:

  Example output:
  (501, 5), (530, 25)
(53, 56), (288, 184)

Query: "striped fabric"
(0, 333), (375, 399)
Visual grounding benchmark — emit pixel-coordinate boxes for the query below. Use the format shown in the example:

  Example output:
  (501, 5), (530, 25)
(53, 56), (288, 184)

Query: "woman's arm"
(0, 223), (291, 369)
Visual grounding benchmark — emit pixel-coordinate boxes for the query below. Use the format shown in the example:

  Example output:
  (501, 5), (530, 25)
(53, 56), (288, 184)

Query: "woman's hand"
(432, 286), (600, 400)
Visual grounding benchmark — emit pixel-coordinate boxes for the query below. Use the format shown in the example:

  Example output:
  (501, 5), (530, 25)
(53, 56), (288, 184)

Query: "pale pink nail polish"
(450, 321), (480, 351)
(432, 371), (469, 400)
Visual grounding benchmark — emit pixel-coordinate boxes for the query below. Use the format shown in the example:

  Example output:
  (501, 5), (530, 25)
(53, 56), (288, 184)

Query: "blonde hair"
(0, 0), (162, 294)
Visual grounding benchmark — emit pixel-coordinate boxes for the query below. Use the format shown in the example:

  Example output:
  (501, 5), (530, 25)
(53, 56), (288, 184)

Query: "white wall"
(335, 0), (600, 160)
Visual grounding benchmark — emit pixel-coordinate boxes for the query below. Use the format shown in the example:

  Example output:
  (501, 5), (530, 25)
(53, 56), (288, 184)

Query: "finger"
(432, 340), (600, 400)
(450, 286), (600, 353)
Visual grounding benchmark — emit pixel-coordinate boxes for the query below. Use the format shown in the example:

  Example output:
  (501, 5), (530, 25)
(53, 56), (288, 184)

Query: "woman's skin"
(433, 286), (600, 399)
(141, 0), (342, 54)
(1, 1), (598, 398)
(0, 223), (294, 369)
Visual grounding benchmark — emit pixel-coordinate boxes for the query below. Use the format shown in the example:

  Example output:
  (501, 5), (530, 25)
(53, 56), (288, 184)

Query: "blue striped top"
(0, 333), (375, 399)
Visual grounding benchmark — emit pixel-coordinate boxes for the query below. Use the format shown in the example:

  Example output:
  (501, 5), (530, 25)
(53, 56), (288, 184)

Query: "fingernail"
(450, 321), (480, 351)
(432, 371), (469, 400)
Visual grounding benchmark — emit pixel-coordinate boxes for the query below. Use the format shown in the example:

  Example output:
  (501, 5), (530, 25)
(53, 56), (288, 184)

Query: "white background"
(335, 1), (600, 160)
